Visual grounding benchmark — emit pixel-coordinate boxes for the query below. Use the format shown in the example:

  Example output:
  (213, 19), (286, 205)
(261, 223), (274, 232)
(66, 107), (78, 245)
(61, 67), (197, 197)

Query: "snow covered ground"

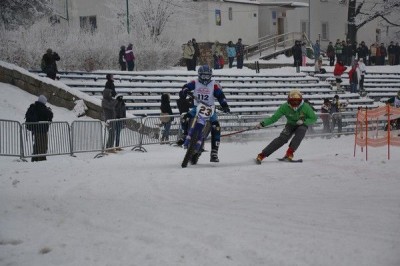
(1, 65), (400, 266)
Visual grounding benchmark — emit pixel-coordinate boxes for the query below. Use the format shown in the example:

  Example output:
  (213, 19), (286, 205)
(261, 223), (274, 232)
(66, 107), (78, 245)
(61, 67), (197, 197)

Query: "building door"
(277, 17), (284, 42)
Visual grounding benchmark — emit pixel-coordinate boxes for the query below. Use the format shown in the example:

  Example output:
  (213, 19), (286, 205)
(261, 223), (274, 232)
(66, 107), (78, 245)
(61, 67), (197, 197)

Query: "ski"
(277, 158), (303, 163)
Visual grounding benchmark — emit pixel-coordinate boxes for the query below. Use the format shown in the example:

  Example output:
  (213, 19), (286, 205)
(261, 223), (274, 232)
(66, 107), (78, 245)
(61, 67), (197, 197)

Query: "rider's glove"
(222, 106), (230, 113)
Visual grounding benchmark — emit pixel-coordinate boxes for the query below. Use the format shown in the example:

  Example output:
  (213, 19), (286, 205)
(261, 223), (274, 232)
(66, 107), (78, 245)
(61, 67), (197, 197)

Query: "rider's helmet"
(198, 65), (213, 85)
(287, 89), (303, 108)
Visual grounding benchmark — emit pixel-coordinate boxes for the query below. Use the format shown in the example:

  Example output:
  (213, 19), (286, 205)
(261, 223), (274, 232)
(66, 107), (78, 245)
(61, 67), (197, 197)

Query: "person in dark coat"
(291, 40), (302, 68)
(26, 95), (54, 161)
(114, 94), (126, 150)
(102, 87), (117, 151)
(192, 38), (201, 71)
(235, 38), (244, 69)
(119, 45), (126, 71)
(41, 49), (60, 80)
(125, 43), (135, 71)
(160, 93), (174, 143)
(326, 41), (335, 66)
(105, 74), (116, 97)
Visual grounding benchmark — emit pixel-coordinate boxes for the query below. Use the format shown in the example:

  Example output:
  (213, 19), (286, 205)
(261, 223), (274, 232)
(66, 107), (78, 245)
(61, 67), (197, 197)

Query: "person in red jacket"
(333, 60), (347, 91)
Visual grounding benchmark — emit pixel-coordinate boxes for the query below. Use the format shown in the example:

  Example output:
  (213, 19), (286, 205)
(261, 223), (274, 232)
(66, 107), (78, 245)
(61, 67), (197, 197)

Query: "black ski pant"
(261, 124), (308, 157)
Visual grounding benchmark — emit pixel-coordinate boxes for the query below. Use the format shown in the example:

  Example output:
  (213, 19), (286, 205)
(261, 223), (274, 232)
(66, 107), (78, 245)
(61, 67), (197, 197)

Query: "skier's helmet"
(287, 89), (303, 108)
(198, 65), (213, 85)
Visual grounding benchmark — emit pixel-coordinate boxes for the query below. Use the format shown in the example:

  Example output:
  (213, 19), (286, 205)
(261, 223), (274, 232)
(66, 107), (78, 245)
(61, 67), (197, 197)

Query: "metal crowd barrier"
(21, 121), (71, 161)
(0, 111), (362, 161)
(0, 119), (21, 157)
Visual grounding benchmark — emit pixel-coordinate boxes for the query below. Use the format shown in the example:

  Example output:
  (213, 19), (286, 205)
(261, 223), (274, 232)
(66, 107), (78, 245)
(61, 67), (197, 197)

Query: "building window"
(321, 22), (329, 40)
(229, 7), (232, 20)
(80, 16), (97, 33)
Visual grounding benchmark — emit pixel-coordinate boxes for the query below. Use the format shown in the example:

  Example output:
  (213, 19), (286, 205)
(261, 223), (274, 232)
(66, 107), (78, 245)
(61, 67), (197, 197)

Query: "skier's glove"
(256, 122), (264, 129)
(222, 106), (230, 113)
(296, 120), (304, 125)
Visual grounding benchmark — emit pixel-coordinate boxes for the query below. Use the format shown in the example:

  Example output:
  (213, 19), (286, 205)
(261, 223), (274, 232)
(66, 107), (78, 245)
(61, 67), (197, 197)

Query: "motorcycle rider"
(179, 65), (230, 163)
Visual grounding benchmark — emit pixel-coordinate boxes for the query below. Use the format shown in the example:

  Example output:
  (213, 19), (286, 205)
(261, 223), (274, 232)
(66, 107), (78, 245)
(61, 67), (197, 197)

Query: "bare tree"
(347, 0), (400, 43)
(0, 0), (53, 30)
(134, 0), (176, 38)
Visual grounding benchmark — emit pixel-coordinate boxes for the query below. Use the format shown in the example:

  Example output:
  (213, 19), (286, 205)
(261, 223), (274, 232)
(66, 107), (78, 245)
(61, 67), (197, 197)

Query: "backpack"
(25, 104), (38, 131)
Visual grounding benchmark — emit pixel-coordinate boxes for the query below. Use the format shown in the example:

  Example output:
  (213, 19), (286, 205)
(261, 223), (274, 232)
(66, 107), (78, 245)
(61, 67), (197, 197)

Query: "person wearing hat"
(255, 89), (317, 163)
(25, 95), (54, 161)
(330, 94), (349, 136)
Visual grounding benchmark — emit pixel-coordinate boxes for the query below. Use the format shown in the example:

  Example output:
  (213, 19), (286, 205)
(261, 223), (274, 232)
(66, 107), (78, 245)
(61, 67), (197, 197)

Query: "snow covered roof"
(223, 0), (308, 8)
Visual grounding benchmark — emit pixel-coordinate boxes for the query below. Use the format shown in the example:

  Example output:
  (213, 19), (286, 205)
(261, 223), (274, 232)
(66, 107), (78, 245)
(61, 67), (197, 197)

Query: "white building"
(52, 0), (379, 48)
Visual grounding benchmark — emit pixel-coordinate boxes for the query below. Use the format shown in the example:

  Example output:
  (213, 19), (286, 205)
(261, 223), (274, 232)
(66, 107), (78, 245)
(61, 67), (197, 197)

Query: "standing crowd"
(182, 38), (245, 71)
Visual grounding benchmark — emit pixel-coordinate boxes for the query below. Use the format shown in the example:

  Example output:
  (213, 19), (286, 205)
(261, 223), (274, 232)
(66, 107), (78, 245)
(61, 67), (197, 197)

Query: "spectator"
(115, 94), (126, 150)
(342, 40), (351, 66)
(301, 42), (307, 66)
(395, 42), (400, 65)
(320, 98), (332, 134)
(292, 40), (302, 68)
(334, 39), (343, 63)
(378, 43), (387, 65)
(343, 40), (352, 66)
(235, 38), (244, 69)
(192, 38), (201, 71)
(102, 85), (117, 152)
(314, 57), (326, 74)
(330, 94), (349, 136)
(313, 40), (320, 62)
(211, 41), (222, 69)
(386, 90), (400, 107)
(350, 41), (358, 66)
(326, 41), (335, 66)
(388, 41), (396, 65)
(105, 74), (116, 97)
(348, 61), (359, 94)
(333, 60), (347, 91)
(125, 43), (135, 71)
(118, 45), (126, 71)
(41, 48), (60, 80)
(369, 43), (377, 65)
(160, 93), (174, 144)
(25, 95), (53, 162)
(356, 41), (368, 63)
(183, 40), (195, 71)
(357, 58), (366, 92)
(226, 41), (236, 68)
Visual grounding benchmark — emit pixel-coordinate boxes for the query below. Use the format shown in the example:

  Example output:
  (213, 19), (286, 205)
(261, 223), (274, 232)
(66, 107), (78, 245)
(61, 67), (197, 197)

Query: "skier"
(179, 65), (230, 163)
(255, 89), (317, 163)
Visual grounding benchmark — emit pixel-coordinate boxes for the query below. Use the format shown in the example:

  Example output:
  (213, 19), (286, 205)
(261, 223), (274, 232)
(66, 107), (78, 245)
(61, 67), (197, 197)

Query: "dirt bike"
(181, 101), (213, 168)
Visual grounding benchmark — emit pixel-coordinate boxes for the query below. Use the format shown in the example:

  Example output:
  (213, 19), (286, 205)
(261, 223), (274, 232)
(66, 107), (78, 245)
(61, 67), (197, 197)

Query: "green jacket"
(260, 102), (317, 127)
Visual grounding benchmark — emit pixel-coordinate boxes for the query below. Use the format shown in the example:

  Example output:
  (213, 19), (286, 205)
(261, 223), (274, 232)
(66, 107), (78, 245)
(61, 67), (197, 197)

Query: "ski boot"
(256, 153), (266, 164)
(210, 149), (219, 163)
